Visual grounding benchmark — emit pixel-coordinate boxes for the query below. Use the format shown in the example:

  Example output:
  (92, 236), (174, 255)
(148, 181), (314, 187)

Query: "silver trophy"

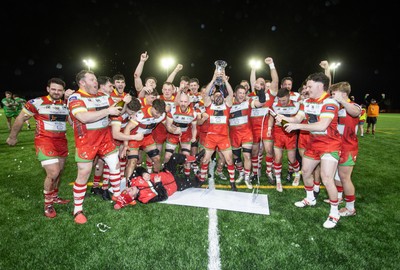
(214, 60), (227, 86)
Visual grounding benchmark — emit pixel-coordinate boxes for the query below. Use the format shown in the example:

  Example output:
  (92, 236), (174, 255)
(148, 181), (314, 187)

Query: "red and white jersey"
(134, 105), (166, 135)
(272, 99), (300, 127)
(110, 113), (131, 145)
(206, 102), (230, 136)
(299, 92), (341, 149)
(337, 101), (360, 151)
(229, 99), (252, 132)
(190, 92), (202, 106)
(167, 105), (197, 133)
(249, 97), (274, 130)
(110, 89), (126, 104)
(23, 95), (69, 139)
(197, 100), (209, 134)
(68, 89), (113, 147)
(159, 95), (176, 114)
(138, 97), (153, 108)
(274, 91), (301, 103)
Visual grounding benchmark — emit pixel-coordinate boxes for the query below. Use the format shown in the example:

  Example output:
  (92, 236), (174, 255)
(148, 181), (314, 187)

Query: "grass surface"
(1, 111), (399, 270)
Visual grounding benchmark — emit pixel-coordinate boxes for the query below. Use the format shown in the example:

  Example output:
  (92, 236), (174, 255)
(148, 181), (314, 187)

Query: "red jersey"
(138, 97), (153, 108)
(134, 105), (166, 135)
(167, 105), (197, 133)
(337, 101), (360, 151)
(272, 99), (300, 127)
(130, 171), (177, 204)
(205, 103), (230, 136)
(110, 113), (131, 146)
(229, 99), (252, 132)
(23, 95), (69, 139)
(249, 91), (274, 130)
(110, 89), (126, 104)
(68, 89), (113, 148)
(300, 92), (341, 151)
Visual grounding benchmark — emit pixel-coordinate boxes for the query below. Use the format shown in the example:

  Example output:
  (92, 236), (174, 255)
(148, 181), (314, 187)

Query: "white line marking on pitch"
(207, 177), (221, 270)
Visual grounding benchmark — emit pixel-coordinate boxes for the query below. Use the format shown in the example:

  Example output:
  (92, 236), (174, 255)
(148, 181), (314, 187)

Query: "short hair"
(281, 77), (293, 84)
(98, 76), (112, 86)
(277, 87), (290, 98)
(132, 166), (148, 178)
(329, 82), (351, 96)
(76, 70), (94, 85)
(5, 91), (12, 95)
(152, 99), (166, 114)
(180, 76), (190, 83)
(127, 98), (141, 112)
(48, 77), (66, 88)
(306, 72), (330, 91)
(190, 78), (199, 84)
(145, 76), (157, 84)
(112, 74), (125, 83)
(234, 85), (246, 93)
(162, 81), (174, 88)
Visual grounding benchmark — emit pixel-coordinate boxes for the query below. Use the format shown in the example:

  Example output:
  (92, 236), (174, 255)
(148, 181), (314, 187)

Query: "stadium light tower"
(83, 59), (95, 71)
(249, 59), (262, 70)
(330, 62), (341, 83)
(161, 57), (175, 77)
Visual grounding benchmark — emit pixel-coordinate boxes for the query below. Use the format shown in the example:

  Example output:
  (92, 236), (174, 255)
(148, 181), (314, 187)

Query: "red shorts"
(128, 134), (156, 150)
(167, 130), (192, 146)
(199, 132), (208, 147)
(35, 137), (68, 161)
(339, 149), (358, 166)
(230, 129), (253, 149)
(252, 127), (272, 143)
(75, 132), (116, 162)
(273, 128), (297, 150)
(153, 124), (167, 144)
(298, 132), (311, 150)
(203, 134), (231, 151)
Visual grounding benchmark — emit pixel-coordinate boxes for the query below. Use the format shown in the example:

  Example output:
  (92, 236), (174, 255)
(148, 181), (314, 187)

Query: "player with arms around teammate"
(68, 70), (123, 224)
(276, 72), (342, 229)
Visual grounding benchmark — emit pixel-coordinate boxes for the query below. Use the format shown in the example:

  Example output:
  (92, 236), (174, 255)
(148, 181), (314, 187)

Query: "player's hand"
(175, 127), (182, 135)
(108, 104), (122, 116)
(265, 57), (274, 65)
(140, 51), (149, 62)
(154, 175), (161, 183)
(123, 94), (132, 104)
(319, 60), (329, 69)
(64, 89), (75, 100)
(175, 64), (183, 71)
(284, 123), (298, 133)
(133, 133), (144, 141)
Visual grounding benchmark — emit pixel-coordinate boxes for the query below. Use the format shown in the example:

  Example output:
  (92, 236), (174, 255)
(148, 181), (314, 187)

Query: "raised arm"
(204, 71), (218, 107)
(265, 57), (278, 96)
(133, 51), (149, 92)
(320, 60), (331, 86)
(166, 64), (183, 84)
(223, 73), (234, 107)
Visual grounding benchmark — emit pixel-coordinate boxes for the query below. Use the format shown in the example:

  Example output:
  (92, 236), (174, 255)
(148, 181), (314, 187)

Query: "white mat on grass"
(160, 188), (270, 215)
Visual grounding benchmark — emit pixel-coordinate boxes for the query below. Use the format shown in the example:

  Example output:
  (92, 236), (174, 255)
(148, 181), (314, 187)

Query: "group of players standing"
(6, 52), (361, 229)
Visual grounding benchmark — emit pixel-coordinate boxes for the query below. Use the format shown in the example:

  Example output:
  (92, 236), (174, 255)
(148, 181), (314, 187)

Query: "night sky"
(1, 0), (398, 109)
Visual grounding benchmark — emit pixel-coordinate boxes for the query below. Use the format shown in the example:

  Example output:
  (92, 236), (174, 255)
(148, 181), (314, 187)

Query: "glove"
(256, 89), (266, 103)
